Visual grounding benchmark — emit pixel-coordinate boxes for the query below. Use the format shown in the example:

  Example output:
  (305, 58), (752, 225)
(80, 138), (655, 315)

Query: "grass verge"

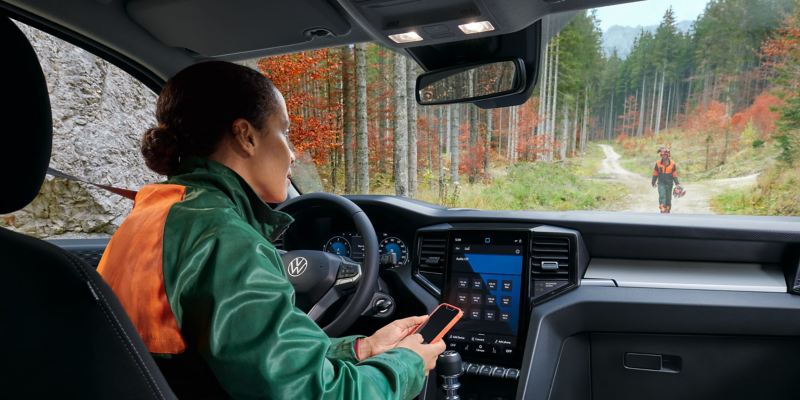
(711, 164), (800, 215)
(399, 144), (627, 211)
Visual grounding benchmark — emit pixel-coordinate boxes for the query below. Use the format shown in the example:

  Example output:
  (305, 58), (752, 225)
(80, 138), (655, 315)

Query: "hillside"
(602, 20), (692, 57)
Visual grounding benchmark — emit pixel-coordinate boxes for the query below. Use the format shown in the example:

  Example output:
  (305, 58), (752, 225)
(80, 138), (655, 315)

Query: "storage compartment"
(591, 333), (800, 400)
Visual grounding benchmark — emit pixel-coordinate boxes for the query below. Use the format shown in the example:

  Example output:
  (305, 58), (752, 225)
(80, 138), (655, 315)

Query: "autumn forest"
(253, 0), (800, 215)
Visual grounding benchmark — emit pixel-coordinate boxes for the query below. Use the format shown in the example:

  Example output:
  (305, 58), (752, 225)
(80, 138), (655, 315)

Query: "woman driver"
(97, 61), (445, 399)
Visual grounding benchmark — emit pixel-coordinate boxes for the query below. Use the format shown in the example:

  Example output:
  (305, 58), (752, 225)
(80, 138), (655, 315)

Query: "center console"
(414, 224), (585, 399)
(444, 230), (527, 374)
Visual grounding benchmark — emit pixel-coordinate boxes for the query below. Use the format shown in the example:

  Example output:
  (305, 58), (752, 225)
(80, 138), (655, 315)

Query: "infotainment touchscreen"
(444, 231), (526, 364)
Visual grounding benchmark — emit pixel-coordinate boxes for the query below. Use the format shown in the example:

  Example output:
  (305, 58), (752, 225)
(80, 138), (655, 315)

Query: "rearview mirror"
(416, 59), (525, 105)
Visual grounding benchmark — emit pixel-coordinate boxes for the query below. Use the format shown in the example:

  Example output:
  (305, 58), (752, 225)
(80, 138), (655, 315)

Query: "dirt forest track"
(597, 144), (759, 214)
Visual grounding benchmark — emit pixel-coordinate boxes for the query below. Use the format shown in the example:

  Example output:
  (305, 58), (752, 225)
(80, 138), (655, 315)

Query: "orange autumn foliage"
(257, 50), (341, 166)
(731, 91), (782, 139)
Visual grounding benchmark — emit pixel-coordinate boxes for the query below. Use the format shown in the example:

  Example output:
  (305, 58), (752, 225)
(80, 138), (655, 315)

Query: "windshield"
(246, 0), (800, 216)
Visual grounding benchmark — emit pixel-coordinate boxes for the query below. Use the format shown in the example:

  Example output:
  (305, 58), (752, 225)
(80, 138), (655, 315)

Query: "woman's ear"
(231, 118), (257, 157)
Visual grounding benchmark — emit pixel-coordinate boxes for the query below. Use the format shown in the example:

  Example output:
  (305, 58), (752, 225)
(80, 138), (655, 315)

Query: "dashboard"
(280, 198), (584, 378)
(275, 195), (800, 400)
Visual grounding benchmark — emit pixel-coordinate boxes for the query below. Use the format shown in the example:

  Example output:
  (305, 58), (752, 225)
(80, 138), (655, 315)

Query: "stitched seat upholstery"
(0, 14), (177, 399)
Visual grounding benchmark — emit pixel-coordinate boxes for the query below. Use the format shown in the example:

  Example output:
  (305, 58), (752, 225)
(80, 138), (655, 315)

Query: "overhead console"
(413, 223), (588, 388)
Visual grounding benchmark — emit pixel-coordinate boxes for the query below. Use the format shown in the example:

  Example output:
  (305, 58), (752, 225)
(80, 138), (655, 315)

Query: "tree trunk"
(537, 41), (549, 139)
(393, 54), (408, 195)
(665, 82), (673, 131)
(445, 104), (451, 155)
(377, 49), (387, 174)
(561, 100), (569, 160)
(637, 75), (646, 137)
(327, 55), (340, 192)
(484, 108), (492, 175)
(655, 66), (666, 135)
(702, 71), (711, 108)
(355, 44), (370, 193)
(426, 107), (433, 187)
(549, 36), (560, 162)
(581, 89), (589, 154)
(468, 102), (479, 182)
(649, 69), (658, 132)
(406, 58), (418, 197)
(450, 104), (460, 183)
(437, 106), (445, 199)
(607, 89), (615, 140)
(506, 106), (516, 162)
(341, 46), (355, 194)
(571, 95), (579, 157)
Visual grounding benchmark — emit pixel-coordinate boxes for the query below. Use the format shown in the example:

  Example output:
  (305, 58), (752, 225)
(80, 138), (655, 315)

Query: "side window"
(0, 21), (161, 239)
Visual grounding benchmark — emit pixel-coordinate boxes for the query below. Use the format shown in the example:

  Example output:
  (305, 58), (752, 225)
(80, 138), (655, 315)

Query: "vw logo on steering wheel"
(287, 257), (309, 277)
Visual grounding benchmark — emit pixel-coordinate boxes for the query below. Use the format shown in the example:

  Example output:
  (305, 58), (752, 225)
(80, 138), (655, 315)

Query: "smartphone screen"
(416, 304), (462, 344)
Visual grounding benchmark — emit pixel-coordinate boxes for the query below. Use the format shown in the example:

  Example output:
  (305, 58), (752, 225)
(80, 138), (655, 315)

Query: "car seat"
(0, 14), (176, 399)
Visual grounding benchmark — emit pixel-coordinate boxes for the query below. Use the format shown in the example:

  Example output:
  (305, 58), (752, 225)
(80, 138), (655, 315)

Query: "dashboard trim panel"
(585, 258), (787, 293)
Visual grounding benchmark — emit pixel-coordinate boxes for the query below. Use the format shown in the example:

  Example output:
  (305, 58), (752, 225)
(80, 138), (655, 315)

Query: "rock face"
(1, 22), (161, 238)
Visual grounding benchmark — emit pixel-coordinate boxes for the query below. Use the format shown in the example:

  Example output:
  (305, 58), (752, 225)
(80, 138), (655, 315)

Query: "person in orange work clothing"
(96, 61), (445, 400)
(651, 146), (682, 213)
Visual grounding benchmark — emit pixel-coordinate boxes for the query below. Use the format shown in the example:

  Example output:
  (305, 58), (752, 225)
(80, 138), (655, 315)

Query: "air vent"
(415, 232), (448, 295)
(531, 236), (570, 276)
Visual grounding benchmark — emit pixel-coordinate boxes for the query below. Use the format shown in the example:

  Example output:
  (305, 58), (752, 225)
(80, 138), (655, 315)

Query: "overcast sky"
(593, 0), (711, 31)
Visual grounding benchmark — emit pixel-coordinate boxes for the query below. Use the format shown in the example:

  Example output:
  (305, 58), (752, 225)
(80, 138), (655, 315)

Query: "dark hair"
(141, 61), (279, 175)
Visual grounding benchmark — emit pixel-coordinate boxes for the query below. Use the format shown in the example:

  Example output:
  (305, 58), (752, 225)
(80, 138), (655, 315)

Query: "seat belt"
(47, 167), (138, 200)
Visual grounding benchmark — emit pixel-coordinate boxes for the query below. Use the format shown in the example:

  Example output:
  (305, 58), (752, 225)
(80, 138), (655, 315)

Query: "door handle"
(623, 352), (682, 373)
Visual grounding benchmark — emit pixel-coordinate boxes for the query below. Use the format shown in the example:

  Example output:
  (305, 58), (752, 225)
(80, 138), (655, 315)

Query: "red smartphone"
(412, 303), (464, 344)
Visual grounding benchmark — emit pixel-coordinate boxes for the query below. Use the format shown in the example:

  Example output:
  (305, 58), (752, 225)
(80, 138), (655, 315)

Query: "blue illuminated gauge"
(324, 236), (351, 257)
(379, 236), (408, 266)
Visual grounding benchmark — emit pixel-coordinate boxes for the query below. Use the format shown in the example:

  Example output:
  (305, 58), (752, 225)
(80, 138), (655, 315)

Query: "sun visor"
(126, 0), (352, 57)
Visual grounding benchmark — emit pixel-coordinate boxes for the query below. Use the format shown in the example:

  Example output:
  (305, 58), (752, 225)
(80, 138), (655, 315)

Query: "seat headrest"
(0, 16), (53, 214)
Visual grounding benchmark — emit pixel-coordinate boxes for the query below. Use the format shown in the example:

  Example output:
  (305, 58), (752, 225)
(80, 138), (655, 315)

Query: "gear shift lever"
(436, 350), (463, 400)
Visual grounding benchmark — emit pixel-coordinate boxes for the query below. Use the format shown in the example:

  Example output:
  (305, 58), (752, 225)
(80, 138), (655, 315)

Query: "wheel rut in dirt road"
(596, 144), (759, 214)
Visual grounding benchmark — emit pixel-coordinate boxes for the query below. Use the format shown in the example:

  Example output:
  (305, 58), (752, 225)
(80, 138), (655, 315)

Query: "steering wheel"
(275, 192), (379, 337)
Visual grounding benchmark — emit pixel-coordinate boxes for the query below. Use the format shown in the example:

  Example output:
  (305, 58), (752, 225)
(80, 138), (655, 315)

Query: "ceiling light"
(458, 21), (495, 34)
(388, 31), (423, 44)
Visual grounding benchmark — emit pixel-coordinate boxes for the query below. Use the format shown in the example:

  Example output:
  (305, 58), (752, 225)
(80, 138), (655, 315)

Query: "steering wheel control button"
(335, 262), (362, 287)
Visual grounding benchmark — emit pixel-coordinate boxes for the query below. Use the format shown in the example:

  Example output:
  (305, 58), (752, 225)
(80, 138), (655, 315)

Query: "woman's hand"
(357, 315), (428, 360)
(396, 334), (447, 375)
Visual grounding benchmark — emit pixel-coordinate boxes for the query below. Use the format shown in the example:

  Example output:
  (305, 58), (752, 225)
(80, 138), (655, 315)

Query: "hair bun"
(141, 126), (181, 176)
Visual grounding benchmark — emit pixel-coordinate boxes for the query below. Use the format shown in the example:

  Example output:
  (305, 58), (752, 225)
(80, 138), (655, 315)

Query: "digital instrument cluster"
(323, 232), (408, 267)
